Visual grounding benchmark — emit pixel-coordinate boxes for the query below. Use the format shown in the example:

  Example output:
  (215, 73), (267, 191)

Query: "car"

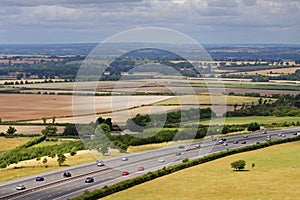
(223, 142), (228, 146)
(97, 160), (105, 166)
(178, 145), (185, 149)
(241, 141), (246, 144)
(63, 172), (71, 177)
(195, 144), (201, 148)
(158, 158), (165, 163)
(243, 135), (248, 138)
(280, 134), (286, 137)
(293, 132), (298, 135)
(121, 157), (128, 161)
(138, 167), (145, 171)
(218, 140), (224, 144)
(233, 140), (239, 144)
(175, 152), (182, 156)
(262, 130), (267, 134)
(122, 171), (129, 175)
(35, 176), (44, 181)
(16, 184), (26, 190)
(266, 137), (271, 141)
(85, 177), (94, 183)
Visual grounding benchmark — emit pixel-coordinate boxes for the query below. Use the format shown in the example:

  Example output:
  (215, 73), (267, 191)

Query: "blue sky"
(0, 0), (299, 44)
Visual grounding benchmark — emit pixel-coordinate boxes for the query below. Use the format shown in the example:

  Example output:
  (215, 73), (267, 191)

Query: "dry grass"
(102, 141), (300, 200)
(0, 137), (30, 151)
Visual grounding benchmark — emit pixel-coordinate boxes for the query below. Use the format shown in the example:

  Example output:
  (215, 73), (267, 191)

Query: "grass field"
(155, 94), (272, 105)
(200, 116), (300, 125)
(0, 137), (30, 152)
(102, 141), (300, 200)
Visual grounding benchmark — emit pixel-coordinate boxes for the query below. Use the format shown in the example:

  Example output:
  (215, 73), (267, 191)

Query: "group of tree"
(226, 94), (300, 117)
(221, 69), (300, 82)
(0, 139), (85, 168)
(127, 108), (215, 132)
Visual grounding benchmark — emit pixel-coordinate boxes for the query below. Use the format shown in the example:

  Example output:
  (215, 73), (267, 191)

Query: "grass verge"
(102, 140), (300, 200)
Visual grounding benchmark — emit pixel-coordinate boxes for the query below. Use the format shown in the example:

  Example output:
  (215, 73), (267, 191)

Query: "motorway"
(0, 127), (299, 200)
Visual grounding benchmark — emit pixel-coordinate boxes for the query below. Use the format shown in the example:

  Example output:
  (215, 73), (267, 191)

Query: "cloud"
(0, 0), (298, 43)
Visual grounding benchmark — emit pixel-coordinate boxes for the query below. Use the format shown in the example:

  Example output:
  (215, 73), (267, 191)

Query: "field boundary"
(71, 135), (300, 200)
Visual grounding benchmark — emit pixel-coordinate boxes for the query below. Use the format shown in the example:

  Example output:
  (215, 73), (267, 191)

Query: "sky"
(0, 0), (299, 44)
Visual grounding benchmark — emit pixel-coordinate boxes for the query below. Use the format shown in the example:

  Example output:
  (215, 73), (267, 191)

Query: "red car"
(137, 167), (145, 171)
(122, 171), (129, 176)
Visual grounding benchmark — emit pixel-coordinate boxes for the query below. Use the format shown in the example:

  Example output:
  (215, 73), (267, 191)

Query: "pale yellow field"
(0, 125), (65, 135)
(0, 137), (30, 151)
(102, 141), (300, 200)
(230, 67), (300, 76)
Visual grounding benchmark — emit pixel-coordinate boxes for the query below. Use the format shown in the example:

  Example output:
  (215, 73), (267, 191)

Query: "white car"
(158, 158), (165, 163)
(16, 184), (26, 190)
(97, 160), (105, 166)
(121, 157), (128, 161)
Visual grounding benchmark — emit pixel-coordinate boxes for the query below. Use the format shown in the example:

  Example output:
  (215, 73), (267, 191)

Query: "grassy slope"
(102, 141), (300, 200)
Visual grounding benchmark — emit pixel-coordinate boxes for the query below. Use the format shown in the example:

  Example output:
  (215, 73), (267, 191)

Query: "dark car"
(85, 177), (94, 183)
(35, 177), (44, 181)
(178, 145), (185, 149)
(233, 140), (239, 144)
(241, 141), (246, 144)
(175, 152), (182, 156)
(63, 172), (71, 177)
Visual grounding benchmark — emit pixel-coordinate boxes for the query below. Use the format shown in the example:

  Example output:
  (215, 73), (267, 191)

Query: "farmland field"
(0, 94), (171, 122)
(0, 137), (30, 151)
(155, 94), (272, 105)
(0, 125), (64, 135)
(102, 141), (300, 200)
(200, 116), (300, 125)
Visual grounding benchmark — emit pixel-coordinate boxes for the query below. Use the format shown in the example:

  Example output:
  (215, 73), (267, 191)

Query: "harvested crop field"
(0, 94), (171, 122)
(0, 125), (64, 135)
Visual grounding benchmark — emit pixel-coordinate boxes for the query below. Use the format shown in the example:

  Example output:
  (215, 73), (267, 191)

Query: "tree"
(70, 147), (77, 156)
(52, 116), (56, 124)
(42, 157), (48, 164)
(6, 126), (17, 134)
(57, 153), (66, 166)
(231, 160), (246, 171)
(87, 124), (112, 155)
(42, 126), (57, 136)
(63, 124), (78, 136)
(42, 117), (47, 124)
(247, 122), (260, 132)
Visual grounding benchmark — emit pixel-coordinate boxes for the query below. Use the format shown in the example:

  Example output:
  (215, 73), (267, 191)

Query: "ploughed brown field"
(0, 94), (171, 122)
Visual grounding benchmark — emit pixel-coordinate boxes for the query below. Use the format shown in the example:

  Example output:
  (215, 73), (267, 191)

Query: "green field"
(102, 141), (300, 200)
(200, 116), (300, 125)
(155, 94), (272, 105)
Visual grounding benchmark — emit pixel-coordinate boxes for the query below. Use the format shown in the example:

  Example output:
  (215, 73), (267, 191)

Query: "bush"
(231, 160), (246, 171)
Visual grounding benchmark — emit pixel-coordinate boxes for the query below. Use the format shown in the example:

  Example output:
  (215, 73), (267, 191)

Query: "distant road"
(0, 127), (299, 200)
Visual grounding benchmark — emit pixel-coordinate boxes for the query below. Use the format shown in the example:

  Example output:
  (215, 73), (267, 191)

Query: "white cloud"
(0, 0), (298, 43)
